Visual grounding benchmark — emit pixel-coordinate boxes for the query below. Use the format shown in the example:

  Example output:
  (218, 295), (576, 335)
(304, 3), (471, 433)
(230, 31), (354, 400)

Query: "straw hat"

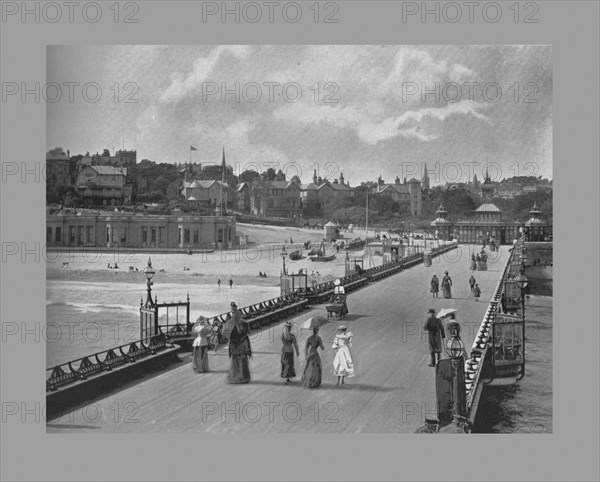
(334, 279), (341, 286)
(338, 325), (347, 332)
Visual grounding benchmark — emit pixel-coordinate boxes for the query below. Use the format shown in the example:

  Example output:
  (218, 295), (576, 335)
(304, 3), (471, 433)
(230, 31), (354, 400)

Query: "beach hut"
(324, 221), (341, 241)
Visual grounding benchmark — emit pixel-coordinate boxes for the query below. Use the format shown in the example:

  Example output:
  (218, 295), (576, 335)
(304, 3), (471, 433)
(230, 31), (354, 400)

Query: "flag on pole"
(190, 146), (197, 151)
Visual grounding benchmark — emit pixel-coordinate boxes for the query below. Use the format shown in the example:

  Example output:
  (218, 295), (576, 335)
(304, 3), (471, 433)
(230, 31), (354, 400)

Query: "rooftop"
(475, 203), (501, 213)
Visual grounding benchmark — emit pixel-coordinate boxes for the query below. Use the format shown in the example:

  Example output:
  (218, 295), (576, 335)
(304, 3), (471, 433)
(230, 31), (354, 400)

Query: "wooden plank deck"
(47, 245), (507, 433)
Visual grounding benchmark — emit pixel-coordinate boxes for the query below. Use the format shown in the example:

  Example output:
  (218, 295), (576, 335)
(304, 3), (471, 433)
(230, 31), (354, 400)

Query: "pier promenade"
(47, 246), (507, 433)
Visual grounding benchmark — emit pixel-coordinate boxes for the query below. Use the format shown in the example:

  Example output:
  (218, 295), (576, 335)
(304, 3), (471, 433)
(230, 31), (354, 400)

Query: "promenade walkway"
(47, 245), (508, 433)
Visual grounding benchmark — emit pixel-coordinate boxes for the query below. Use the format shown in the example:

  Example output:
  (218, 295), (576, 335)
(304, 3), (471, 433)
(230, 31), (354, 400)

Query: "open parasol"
(437, 308), (457, 319)
(300, 316), (329, 330)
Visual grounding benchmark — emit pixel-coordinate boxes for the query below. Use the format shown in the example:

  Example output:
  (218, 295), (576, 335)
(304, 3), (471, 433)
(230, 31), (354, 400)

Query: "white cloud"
(160, 46), (252, 103)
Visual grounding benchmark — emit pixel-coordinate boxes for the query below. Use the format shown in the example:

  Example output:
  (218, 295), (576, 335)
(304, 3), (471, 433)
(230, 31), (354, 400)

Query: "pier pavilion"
(46, 210), (237, 250)
(430, 202), (549, 244)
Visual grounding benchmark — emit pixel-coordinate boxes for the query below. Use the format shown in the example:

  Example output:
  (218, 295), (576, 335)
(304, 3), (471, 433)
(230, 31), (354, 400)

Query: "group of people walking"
(429, 271), (481, 301)
(281, 322), (355, 387)
(430, 271), (453, 298)
(192, 301), (355, 387)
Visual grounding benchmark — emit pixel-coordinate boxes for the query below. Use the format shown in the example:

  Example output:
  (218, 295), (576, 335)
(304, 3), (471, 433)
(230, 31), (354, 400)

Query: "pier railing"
(161, 291), (311, 341)
(464, 244), (516, 416)
(46, 333), (175, 392)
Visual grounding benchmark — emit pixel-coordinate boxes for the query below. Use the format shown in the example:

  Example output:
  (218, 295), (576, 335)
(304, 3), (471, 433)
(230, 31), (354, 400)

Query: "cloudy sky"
(47, 45), (552, 185)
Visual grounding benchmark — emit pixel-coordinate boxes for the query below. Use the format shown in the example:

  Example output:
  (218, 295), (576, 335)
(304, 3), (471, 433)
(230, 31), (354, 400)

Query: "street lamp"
(143, 257), (155, 307)
(280, 245), (287, 275)
(440, 331), (468, 433)
(515, 273), (529, 321)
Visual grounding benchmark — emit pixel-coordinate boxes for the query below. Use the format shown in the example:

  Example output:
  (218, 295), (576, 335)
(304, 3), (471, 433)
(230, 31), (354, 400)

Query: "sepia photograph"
(43, 44), (554, 434)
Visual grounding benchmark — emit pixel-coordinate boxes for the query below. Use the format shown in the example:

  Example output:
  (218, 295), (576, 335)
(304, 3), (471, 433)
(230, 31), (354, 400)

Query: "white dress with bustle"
(332, 332), (355, 377)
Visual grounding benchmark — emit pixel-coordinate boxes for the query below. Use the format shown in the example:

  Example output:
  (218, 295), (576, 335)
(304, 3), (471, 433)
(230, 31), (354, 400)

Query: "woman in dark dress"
(281, 321), (300, 383)
(442, 271), (453, 299)
(302, 326), (325, 388)
(225, 302), (252, 384)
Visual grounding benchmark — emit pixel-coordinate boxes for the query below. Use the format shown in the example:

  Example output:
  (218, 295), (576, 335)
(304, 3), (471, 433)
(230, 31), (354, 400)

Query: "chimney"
(395, 176), (400, 185)
(67, 150), (70, 157)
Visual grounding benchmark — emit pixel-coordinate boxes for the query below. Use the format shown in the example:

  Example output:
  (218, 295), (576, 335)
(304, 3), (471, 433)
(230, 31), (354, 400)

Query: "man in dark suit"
(423, 308), (445, 367)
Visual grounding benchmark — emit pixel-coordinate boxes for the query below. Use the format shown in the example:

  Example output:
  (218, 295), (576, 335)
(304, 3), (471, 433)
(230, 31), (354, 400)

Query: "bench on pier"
(46, 334), (173, 393)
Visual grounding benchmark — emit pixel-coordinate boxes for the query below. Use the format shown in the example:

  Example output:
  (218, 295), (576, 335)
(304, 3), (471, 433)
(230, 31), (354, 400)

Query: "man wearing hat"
(423, 308), (445, 367)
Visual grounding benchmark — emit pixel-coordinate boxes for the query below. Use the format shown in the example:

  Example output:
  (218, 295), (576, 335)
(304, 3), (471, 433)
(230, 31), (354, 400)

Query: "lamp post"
(440, 331), (468, 433)
(280, 245), (287, 276)
(515, 272), (529, 322)
(142, 257), (155, 307)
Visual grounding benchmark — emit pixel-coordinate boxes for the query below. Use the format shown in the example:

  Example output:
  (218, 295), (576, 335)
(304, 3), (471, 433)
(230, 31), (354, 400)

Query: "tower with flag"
(221, 147), (227, 215)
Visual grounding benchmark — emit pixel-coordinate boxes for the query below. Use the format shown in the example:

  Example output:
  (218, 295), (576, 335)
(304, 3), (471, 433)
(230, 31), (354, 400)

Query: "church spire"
(221, 147), (226, 183)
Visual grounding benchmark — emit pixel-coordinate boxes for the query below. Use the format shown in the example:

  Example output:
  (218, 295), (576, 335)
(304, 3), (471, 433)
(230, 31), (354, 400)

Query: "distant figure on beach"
(229, 278), (233, 289)
(473, 284), (481, 301)
(114, 263), (118, 269)
(280, 321), (299, 383)
(226, 302), (251, 384)
(192, 317), (212, 373)
(107, 263), (111, 269)
(424, 308), (445, 367)
(441, 271), (452, 299)
(430, 275), (439, 298)
(217, 279), (221, 289)
(302, 326), (324, 388)
(469, 275), (476, 292)
(332, 325), (354, 385)
(470, 253), (477, 271)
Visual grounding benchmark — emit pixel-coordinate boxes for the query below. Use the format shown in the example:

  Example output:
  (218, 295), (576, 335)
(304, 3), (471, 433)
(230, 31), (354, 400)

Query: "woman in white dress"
(192, 316), (212, 373)
(332, 325), (354, 385)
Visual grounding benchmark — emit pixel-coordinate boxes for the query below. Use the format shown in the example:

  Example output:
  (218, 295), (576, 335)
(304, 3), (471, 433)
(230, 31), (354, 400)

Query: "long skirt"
(192, 345), (209, 373)
(227, 355), (251, 384)
(443, 284), (452, 298)
(333, 346), (355, 377)
(281, 351), (296, 379)
(302, 354), (322, 388)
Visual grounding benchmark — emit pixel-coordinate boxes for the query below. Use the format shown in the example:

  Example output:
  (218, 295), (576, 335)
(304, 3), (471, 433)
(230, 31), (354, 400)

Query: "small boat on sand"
(309, 254), (336, 262)
(289, 250), (302, 260)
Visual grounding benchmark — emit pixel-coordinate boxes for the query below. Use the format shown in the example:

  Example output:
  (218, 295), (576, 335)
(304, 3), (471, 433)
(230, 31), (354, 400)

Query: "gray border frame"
(1, 1), (599, 481)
